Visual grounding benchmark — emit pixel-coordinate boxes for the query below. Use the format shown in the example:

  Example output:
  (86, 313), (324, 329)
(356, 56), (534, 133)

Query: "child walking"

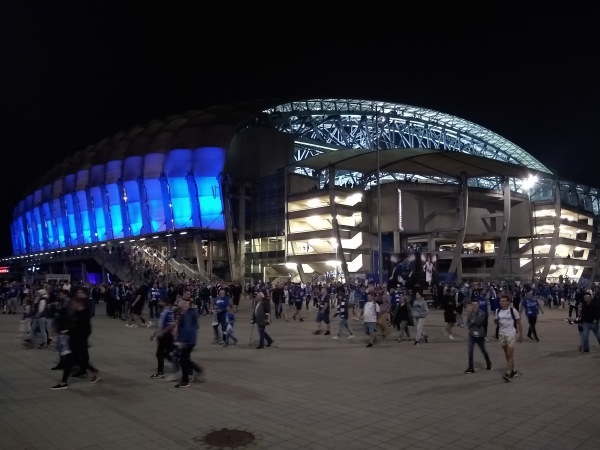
(224, 307), (238, 346)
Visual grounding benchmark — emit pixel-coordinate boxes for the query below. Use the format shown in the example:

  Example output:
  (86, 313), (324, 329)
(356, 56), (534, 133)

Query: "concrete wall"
(369, 182), (533, 239)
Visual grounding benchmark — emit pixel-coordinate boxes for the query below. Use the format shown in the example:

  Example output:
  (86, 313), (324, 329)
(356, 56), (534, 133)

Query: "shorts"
(363, 322), (376, 335)
(499, 334), (517, 348)
(316, 312), (330, 324)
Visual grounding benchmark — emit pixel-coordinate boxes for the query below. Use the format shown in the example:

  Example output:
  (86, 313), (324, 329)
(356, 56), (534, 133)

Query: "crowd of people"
(4, 275), (600, 390)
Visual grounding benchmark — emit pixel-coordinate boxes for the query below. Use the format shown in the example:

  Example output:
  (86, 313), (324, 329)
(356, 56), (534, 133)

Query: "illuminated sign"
(0, 267), (9, 273)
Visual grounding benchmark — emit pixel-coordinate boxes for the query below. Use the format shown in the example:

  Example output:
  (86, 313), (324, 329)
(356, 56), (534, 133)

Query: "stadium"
(3, 98), (600, 287)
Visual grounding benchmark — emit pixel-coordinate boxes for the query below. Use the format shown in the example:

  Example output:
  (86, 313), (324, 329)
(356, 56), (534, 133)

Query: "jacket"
(252, 300), (271, 326)
(466, 309), (486, 337)
(177, 308), (199, 345)
(411, 297), (429, 319)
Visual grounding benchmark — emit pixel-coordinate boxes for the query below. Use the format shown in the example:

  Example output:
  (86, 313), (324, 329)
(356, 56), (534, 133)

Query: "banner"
(385, 251), (438, 290)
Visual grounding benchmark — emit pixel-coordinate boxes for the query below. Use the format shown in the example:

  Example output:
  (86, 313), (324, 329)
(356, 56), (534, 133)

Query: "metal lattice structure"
(265, 99), (553, 191)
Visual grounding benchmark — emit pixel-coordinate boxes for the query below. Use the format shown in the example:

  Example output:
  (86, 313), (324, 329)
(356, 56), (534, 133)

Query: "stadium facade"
(4, 99), (600, 286)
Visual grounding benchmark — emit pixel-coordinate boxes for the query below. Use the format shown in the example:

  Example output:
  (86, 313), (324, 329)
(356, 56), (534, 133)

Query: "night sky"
(2, 5), (598, 256)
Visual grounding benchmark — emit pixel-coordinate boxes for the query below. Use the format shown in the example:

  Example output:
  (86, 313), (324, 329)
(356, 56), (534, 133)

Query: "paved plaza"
(1, 302), (599, 450)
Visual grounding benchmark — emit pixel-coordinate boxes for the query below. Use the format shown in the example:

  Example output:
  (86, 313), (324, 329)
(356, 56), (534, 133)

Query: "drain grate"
(197, 428), (255, 448)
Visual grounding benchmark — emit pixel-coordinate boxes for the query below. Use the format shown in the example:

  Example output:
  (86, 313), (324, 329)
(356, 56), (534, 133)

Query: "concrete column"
(193, 235), (208, 279)
(449, 173), (468, 282)
(491, 177), (511, 281)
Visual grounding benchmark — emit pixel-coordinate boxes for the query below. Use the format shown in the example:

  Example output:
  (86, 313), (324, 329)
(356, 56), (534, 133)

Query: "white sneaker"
(449, 334), (455, 340)
(332, 336), (339, 340)
(146, 321), (152, 328)
(348, 335), (355, 339)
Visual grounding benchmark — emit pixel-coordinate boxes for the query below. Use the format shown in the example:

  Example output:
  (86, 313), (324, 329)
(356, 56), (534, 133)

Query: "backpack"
(494, 307), (518, 329)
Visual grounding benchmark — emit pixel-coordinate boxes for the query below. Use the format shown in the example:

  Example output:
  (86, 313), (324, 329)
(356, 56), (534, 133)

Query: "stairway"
(93, 251), (145, 284)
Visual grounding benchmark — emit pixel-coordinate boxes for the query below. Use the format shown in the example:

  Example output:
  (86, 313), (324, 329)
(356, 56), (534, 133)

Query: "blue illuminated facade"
(12, 147), (225, 254)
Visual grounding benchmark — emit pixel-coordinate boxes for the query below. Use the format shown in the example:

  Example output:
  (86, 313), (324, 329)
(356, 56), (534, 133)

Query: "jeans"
(414, 317), (427, 342)
(336, 318), (354, 337)
(32, 317), (47, 346)
(257, 326), (273, 347)
(527, 315), (539, 340)
(179, 345), (196, 384)
(149, 301), (159, 319)
(156, 335), (174, 374)
(397, 320), (410, 339)
(581, 322), (600, 352)
(467, 335), (491, 369)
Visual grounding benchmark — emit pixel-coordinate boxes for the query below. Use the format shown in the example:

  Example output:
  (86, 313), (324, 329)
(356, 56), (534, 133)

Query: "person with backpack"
(520, 289), (544, 341)
(494, 293), (523, 382)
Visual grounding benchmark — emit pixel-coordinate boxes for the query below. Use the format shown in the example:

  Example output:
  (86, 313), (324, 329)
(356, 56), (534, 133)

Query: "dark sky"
(1, 5), (599, 256)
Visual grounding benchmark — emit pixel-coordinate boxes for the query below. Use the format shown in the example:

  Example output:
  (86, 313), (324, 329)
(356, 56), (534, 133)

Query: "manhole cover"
(198, 428), (255, 448)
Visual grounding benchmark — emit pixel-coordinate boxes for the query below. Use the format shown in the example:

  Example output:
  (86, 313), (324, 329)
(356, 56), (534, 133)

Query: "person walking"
(494, 293), (523, 382)
(520, 289), (544, 341)
(332, 290), (354, 339)
(150, 296), (176, 379)
(474, 286), (490, 341)
(174, 290), (203, 387)
(376, 286), (392, 340)
(252, 292), (273, 349)
(223, 306), (238, 346)
(313, 287), (331, 335)
(393, 294), (412, 341)
(51, 287), (101, 389)
(578, 293), (600, 353)
(212, 288), (230, 344)
(361, 294), (380, 348)
(411, 291), (429, 346)
(441, 286), (457, 340)
(464, 298), (492, 373)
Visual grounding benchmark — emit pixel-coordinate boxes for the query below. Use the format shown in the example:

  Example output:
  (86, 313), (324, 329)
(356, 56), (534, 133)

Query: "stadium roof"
(295, 147), (549, 180)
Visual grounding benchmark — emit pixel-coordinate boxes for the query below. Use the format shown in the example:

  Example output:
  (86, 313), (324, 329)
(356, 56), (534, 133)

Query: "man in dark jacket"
(465, 298), (492, 374)
(175, 288), (203, 387)
(51, 287), (101, 390)
(251, 292), (273, 349)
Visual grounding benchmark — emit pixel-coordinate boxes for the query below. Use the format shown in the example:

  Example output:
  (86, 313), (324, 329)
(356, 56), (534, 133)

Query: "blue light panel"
(12, 146), (227, 253)
(33, 206), (45, 250)
(42, 202), (56, 248)
(64, 194), (78, 245)
(76, 190), (92, 243)
(52, 198), (67, 247)
(169, 177), (193, 229)
(143, 179), (166, 232)
(106, 183), (124, 238)
(90, 186), (107, 242)
(25, 211), (37, 251)
(124, 180), (143, 235)
(194, 147), (225, 230)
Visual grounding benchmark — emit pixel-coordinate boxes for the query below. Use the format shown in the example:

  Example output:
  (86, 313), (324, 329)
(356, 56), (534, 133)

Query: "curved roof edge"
(266, 98), (552, 175)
